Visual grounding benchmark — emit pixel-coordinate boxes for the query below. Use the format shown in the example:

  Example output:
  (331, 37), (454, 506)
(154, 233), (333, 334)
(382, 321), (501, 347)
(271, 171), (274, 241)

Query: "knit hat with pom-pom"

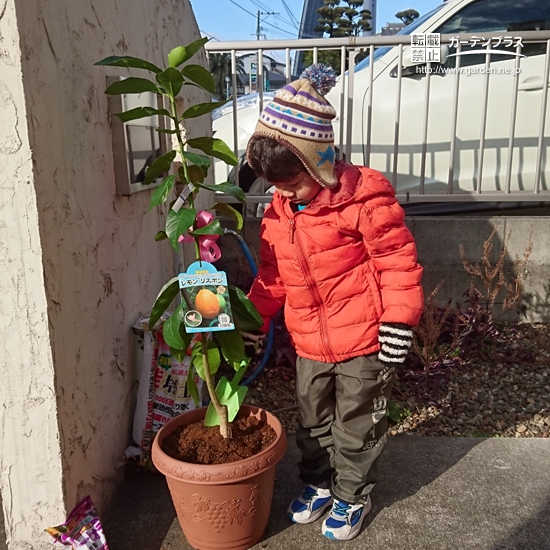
(246, 63), (338, 188)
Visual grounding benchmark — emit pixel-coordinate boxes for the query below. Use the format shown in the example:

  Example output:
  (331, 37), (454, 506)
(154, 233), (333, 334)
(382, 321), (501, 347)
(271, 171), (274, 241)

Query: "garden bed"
(246, 323), (550, 438)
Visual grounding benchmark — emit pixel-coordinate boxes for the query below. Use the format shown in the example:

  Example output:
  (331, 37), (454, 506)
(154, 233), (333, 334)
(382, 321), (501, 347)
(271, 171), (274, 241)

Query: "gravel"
(247, 323), (550, 439)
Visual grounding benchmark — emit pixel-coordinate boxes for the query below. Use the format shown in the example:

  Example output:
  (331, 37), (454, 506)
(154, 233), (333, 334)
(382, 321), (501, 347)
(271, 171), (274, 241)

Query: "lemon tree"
(96, 40), (263, 439)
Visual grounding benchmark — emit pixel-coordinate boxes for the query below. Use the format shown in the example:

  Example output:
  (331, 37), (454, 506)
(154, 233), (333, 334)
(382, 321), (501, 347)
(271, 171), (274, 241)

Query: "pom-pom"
(300, 63), (337, 96)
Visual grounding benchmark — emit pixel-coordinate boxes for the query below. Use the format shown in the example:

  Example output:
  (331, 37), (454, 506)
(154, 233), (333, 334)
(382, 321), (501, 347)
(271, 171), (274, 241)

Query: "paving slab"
(104, 436), (550, 550)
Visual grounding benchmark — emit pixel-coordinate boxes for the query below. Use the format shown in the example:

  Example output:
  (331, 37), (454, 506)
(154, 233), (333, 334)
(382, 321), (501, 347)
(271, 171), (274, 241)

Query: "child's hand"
(378, 323), (413, 365)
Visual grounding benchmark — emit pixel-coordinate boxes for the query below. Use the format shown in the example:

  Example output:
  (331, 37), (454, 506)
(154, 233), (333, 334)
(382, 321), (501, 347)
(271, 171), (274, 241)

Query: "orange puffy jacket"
(248, 162), (424, 363)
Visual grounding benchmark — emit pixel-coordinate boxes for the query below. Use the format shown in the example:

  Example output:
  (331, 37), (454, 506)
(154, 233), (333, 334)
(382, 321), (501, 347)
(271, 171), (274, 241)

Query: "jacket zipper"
(288, 213), (336, 363)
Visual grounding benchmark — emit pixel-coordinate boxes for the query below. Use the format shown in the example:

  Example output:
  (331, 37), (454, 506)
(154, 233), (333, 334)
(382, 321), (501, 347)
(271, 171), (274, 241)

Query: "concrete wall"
(0, 0), (212, 547)
(218, 216), (550, 323)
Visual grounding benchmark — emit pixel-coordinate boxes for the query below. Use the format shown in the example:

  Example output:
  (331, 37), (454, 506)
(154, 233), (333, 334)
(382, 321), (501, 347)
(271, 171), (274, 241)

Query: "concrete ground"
(103, 435), (550, 550)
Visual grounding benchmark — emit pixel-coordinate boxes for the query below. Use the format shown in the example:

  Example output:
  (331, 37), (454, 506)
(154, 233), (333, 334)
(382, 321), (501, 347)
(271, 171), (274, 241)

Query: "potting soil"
(161, 415), (276, 464)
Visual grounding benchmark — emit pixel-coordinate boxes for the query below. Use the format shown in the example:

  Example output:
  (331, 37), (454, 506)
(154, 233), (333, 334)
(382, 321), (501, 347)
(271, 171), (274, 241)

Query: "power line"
(227, 0), (257, 20)
(280, 0), (300, 28)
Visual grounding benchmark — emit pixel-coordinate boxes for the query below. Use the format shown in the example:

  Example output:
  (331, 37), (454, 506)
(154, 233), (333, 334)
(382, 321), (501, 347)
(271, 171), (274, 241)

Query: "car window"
(354, 4), (446, 73)
(436, 0), (550, 67)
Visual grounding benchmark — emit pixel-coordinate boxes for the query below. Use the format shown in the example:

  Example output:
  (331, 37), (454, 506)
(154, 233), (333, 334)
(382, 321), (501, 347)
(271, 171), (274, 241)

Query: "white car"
(213, 0), (550, 211)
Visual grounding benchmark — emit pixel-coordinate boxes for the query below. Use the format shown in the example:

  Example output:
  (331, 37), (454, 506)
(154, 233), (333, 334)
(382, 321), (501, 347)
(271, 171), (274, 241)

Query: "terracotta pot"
(152, 405), (287, 550)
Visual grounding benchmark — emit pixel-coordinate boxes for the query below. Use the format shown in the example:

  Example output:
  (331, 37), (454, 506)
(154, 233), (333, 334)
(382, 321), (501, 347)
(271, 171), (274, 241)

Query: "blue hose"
(223, 229), (274, 386)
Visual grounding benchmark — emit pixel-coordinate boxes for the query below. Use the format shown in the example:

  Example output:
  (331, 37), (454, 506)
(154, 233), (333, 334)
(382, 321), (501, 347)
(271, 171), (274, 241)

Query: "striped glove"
(378, 323), (414, 366)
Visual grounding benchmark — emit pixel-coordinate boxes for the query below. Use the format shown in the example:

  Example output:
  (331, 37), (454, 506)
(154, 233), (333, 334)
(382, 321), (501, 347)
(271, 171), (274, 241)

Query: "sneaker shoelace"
(301, 486), (318, 501)
(332, 501), (352, 517)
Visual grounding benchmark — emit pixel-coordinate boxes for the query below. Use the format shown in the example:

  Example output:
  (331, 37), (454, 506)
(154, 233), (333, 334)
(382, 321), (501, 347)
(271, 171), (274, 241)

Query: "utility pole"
(256, 10), (278, 40)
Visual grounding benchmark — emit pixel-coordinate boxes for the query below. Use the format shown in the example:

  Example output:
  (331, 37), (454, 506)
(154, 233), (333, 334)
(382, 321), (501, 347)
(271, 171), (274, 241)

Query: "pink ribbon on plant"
(178, 210), (222, 262)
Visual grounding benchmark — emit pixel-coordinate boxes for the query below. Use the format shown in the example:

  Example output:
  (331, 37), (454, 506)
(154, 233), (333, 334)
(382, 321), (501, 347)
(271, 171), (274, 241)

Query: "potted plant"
(96, 39), (287, 550)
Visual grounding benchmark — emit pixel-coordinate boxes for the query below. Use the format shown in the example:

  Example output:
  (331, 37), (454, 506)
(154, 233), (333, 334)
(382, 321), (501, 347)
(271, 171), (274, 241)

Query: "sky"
(190, 0), (444, 42)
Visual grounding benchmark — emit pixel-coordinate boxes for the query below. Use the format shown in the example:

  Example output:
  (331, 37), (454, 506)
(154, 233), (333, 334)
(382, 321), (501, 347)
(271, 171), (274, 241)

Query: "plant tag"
(171, 183), (195, 213)
(179, 261), (235, 333)
(204, 376), (248, 426)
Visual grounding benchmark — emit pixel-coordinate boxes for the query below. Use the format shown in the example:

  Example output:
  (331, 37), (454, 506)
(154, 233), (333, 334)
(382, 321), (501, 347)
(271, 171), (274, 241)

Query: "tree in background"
(306, 0), (372, 74)
(395, 9), (420, 25)
(315, 0), (372, 37)
(209, 53), (245, 99)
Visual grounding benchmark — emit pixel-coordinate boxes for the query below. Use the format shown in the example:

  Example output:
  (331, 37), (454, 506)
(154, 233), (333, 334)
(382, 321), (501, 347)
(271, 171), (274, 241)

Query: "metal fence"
(205, 32), (550, 206)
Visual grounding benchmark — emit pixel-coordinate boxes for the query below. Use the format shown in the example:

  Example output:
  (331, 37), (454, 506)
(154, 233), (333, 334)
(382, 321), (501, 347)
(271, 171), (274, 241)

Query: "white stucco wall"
(0, 0), (66, 547)
(1, 0), (212, 546)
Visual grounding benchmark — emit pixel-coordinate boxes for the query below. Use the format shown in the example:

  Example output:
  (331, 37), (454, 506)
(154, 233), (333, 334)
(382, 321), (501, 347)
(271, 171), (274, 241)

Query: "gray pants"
(295, 353), (394, 504)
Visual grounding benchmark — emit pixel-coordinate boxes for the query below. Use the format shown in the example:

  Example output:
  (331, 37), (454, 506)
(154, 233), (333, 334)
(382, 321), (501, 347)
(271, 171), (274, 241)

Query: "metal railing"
(205, 32), (550, 206)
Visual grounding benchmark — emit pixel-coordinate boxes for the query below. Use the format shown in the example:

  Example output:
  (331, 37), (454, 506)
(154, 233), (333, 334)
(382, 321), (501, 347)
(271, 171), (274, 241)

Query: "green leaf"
(163, 303), (186, 349)
(170, 347), (186, 362)
(154, 230), (168, 242)
(166, 207), (196, 251)
(186, 364), (201, 406)
(167, 46), (187, 68)
(104, 77), (160, 95)
(156, 67), (184, 97)
(212, 203), (243, 230)
(181, 65), (216, 94)
(149, 175), (176, 211)
(149, 277), (180, 330)
(182, 151), (211, 170)
(156, 127), (179, 134)
(114, 106), (171, 123)
(190, 218), (223, 237)
(195, 181), (246, 203)
(187, 137), (238, 166)
(204, 376), (247, 426)
(191, 340), (221, 379)
(215, 330), (246, 370)
(181, 101), (227, 120)
(95, 55), (162, 73)
(144, 150), (176, 186)
(229, 285), (263, 331)
(168, 37), (209, 68)
(188, 164), (205, 183)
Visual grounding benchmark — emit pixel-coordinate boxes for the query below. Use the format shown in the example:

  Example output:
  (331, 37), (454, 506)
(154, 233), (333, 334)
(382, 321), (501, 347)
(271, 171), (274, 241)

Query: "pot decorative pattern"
(174, 485), (259, 533)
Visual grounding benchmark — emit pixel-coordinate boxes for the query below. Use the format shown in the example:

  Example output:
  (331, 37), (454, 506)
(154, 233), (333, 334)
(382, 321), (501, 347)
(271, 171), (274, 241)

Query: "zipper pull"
(289, 218), (295, 244)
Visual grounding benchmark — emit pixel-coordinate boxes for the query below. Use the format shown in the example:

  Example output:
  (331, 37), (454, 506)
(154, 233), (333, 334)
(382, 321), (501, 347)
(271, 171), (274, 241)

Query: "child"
(245, 65), (424, 541)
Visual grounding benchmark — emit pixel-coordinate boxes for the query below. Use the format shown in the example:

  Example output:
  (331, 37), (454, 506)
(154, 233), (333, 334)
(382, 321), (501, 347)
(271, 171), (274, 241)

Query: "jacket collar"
(272, 161), (363, 217)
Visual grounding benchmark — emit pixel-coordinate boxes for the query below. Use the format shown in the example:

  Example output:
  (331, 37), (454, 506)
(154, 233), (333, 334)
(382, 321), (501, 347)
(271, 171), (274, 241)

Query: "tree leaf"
(95, 55), (162, 73)
(195, 181), (246, 203)
(181, 101), (227, 120)
(186, 364), (200, 406)
(212, 203), (243, 230)
(181, 65), (216, 94)
(169, 37), (209, 68)
(182, 151), (211, 169)
(187, 137), (238, 166)
(163, 302), (186, 349)
(156, 127), (179, 134)
(104, 77), (160, 95)
(190, 219), (223, 236)
(156, 67), (184, 97)
(114, 106), (171, 123)
(191, 340), (221, 378)
(167, 46), (186, 68)
(188, 164), (205, 183)
(166, 207), (197, 251)
(149, 277), (180, 330)
(154, 230), (168, 242)
(229, 285), (263, 331)
(144, 150), (176, 186)
(149, 175), (176, 211)
(215, 330), (246, 370)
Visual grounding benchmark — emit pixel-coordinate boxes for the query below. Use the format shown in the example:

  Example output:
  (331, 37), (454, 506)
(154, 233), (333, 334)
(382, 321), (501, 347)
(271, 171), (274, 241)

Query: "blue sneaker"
(287, 485), (333, 524)
(321, 496), (371, 540)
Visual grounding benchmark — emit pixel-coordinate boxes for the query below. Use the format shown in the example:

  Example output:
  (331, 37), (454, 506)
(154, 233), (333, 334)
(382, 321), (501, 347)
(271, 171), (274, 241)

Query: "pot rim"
(151, 404), (287, 483)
